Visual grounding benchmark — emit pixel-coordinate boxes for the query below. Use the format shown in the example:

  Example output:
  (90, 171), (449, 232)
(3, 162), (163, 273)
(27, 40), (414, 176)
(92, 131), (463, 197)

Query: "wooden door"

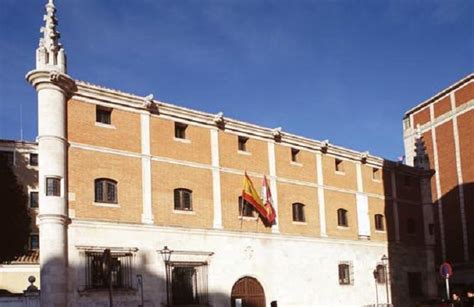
(231, 277), (265, 307)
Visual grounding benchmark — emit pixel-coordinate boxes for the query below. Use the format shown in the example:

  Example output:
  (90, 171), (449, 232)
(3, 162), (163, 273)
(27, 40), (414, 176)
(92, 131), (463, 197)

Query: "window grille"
(170, 262), (208, 305)
(238, 196), (255, 217)
(337, 208), (348, 227)
(29, 153), (38, 166)
(95, 178), (118, 203)
(85, 251), (133, 290)
(338, 263), (352, 285)
(0, 151), (14, 166)
(46, 177), (60, 196)
(292, 203), (305, 222)
(174, 188), (193, 211)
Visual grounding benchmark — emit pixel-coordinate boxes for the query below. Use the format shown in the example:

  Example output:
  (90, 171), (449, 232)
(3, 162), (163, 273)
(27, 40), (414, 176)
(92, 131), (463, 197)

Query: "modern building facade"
(403, 74), (474, 288)
(0, 1), (443, 306)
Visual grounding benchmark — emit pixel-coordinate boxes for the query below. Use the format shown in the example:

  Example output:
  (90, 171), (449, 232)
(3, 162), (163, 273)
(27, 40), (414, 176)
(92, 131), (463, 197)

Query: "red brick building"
(403, 74), (474, 287)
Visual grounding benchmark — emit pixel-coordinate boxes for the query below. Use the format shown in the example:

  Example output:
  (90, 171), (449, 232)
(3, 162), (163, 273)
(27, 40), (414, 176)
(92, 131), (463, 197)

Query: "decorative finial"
(36, 0), (66, 72)
(143, 94), (158, 112)
(360, 151), (369, 163)
(272, 127), (282, 141)
(213, 112), (225, 128)
(320, 139), (329, 153)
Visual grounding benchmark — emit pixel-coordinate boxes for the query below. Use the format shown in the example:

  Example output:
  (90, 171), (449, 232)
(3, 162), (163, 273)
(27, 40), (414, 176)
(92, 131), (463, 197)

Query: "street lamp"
(373, 269), (379, 307)
(381, 254), (390, 306)
(160, 246), (173, 307)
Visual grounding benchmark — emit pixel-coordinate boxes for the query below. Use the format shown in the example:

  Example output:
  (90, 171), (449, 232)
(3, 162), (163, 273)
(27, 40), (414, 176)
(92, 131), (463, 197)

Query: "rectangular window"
(0, 151), (14, 166)
(175, 123), (188, 139)
(335, 158), (344, 173)
(171, 262), (208, 305)
(30, 191), (39, 208)
(372, 168), (381, 180)
(338, 263), (352, 285)
(407, 272), (422, 297)
(174, 189), (193, 211)
(291, 148), (300, 163)
(96, 106), (112, 125)
(292, 203), (305, 222)
(29, 234), (39, 250)
(238, 136), (248, 151)
(85, 251), (133, 289)
(29, 153), (38, 166)
(46, 177), (61, 196)
(239, 197), (255, 217)
(375, 214), (384, 231)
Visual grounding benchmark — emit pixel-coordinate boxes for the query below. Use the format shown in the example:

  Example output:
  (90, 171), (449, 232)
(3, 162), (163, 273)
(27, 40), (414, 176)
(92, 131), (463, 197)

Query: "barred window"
(170, 262), (208, 305)
(337, 208), (348, 227)
(292, 203), (305, 222)
(85, 251), (133, 289)
(338, 263), (351, 285)
(30, 191), (39, 208)
(29, 153), (38, 166)
(238, 196), (255, 217)
(46, 177), (60, 196)
(95, 179), (117, 204)
(174, 188), (192, 211)
(0, 151), (14, 166)
(375, 214), (384, 231)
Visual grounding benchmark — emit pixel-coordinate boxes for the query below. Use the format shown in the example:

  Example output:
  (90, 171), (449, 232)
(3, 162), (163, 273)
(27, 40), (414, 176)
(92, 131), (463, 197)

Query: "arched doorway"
(231, 276), (266, 307)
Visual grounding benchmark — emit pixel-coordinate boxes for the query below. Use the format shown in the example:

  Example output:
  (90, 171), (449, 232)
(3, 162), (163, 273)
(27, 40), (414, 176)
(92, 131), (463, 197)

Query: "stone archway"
(231, 276), (266, 307)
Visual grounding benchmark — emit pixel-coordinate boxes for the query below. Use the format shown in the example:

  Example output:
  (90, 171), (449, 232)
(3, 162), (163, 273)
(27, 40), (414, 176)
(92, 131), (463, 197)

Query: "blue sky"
(0, 0), (472, 159)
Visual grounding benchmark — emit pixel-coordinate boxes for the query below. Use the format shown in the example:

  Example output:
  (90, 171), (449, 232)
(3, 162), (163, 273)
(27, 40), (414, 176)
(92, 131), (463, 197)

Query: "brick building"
(0, 0), (444, 306)
(403, 74), (474, 288)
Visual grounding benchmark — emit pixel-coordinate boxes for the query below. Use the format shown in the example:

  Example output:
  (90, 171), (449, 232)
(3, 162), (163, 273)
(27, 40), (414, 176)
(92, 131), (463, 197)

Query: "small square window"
(291, 148), (300, 163)
(29, 153), (38, 166)
(335, 159), (344, 172)
(46, 177), (61, 196)
(30, 191), (39, 208)
(238, 136), (248, 152)
(292, 203), (305, 222)
(96, 106), (112, 125)
(372, 168), (381, 180)
(175, 123), (188, 139)
(29, 234), (39, 250)
(374, 214), (384, 231)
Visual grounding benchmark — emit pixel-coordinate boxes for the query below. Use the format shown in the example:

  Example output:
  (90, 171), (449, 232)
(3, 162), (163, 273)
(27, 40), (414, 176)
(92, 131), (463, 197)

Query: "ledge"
(173, 137), (191, 144)
(92, 202), (120, 208)
(173, 209), (195, 215)
(95, 122), (116, 129)
(77, 287), (137, 297)
(237, 150), (251, 156)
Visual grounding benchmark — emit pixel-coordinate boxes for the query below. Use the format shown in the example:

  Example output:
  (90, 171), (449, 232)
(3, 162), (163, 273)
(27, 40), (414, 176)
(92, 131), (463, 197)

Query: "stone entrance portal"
(231, 276), (265, 307)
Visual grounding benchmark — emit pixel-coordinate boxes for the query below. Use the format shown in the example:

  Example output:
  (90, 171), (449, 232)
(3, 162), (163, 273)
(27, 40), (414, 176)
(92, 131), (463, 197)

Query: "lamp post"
(381, 255), (389, 306)
(136, 274), (144, 307)
(160, 246), (173, 307)
(373, 269), (379, 307)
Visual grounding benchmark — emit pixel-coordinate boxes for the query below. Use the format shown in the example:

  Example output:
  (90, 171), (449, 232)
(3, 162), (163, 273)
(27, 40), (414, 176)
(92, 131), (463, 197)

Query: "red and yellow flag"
(242, 172), (276, 225)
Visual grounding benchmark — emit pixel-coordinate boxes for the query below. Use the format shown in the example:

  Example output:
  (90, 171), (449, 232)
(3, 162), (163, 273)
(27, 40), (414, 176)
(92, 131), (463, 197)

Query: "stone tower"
(26, 0), (75, 305)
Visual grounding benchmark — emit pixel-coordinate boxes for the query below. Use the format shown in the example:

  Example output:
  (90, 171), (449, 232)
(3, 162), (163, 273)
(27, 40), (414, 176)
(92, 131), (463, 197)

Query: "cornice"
(404, 73), (474, 118)
(72, 79), (424, 172)
(26, 70), (77, 96)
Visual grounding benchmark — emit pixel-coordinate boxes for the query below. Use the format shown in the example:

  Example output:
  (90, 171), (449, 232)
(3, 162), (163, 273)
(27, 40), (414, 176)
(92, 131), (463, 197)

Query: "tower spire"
(36, 0), (66, 72)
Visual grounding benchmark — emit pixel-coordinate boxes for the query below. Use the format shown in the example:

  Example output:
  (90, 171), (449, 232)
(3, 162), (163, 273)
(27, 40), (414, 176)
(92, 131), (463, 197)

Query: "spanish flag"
(242, 172), (276, 225)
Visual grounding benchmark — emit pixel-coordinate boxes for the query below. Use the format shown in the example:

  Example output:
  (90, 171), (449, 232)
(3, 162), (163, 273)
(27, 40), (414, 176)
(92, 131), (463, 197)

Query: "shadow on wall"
(433, 182), (474, 294)
(381, 161), (436, 307)
(39, 255), (234, 307)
